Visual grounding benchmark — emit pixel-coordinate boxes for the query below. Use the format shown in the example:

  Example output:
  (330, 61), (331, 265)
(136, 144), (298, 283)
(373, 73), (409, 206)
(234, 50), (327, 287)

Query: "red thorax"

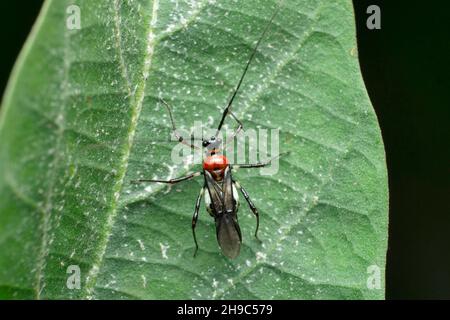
(203, 154), (229, 181)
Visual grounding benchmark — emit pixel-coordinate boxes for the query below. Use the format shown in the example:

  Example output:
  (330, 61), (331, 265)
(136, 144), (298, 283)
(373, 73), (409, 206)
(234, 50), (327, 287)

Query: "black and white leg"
(192, 187), (205, 257)
(229, 111), (244, 138)
(232, 152), (290, 169)
(233, 180), (260, 240)
(160, 98), (201, 150)
(131, 171), (202, 184)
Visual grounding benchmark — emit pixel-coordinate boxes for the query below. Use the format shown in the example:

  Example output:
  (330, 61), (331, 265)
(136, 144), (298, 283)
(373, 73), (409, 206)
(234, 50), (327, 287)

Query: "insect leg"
(223, 111), (244, 150)
(160, 98), (201, 150)
(233, 180), (260, 240)
(232, 152), (290, 169)
(192, 186), (205, 257)
(131, 171), (202, 184)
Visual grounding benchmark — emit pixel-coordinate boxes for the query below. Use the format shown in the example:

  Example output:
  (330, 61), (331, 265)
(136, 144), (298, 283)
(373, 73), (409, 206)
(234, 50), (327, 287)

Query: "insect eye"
(202, 140), (209, 147)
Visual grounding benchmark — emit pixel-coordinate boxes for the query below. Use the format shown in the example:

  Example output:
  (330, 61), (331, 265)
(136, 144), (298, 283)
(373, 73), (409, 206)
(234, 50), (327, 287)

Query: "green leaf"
(0, 0), (388, 299)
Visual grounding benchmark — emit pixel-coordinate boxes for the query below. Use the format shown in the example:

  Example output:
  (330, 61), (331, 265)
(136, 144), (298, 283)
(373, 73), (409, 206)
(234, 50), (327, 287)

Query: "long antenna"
(216, 3), (281, 134)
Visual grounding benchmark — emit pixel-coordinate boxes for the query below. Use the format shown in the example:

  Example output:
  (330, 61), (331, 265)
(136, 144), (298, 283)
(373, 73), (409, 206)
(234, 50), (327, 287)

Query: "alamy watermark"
(367, 5), (381, 30)
(66, 265), (81, 290)
(366, 264), (382, 290)
(66, 4), (81, 30)
(169, 121), (282, 176)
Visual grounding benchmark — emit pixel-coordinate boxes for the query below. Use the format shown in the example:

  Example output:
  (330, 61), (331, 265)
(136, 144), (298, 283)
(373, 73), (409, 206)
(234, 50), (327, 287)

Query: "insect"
(132, 6), (286, 259)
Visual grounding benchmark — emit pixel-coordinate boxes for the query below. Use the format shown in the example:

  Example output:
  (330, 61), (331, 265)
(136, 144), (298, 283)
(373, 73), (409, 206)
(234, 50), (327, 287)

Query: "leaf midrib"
(82, 0), (160, 298)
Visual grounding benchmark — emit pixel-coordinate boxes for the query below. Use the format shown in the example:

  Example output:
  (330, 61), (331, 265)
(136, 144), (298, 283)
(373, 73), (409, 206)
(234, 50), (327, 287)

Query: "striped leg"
(232, 152), (289, 169)
(160, 98), (201, 150)
(131, 171), (201, 185)
(192, 187), (205, 257)
(234, 180), (260, 240)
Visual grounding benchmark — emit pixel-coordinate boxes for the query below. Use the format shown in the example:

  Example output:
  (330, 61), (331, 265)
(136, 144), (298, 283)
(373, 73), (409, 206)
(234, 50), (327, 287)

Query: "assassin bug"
(132, 6), (286, 259)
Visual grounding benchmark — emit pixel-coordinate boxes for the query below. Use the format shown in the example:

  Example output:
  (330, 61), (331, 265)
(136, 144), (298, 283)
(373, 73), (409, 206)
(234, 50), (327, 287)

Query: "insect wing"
(204, 170), (224, 215)
(207, 166), (242, 259)
(222, 166), (235, 213)
(216, 214), (242, 259)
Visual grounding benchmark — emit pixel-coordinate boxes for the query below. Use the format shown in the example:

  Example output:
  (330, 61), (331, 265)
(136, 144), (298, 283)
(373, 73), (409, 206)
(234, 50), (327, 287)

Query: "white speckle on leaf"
(312, 195), (319, 205)
(256, 252), (267, 262)
(137, 239), (145, 251)
(159, 243), (170, 259)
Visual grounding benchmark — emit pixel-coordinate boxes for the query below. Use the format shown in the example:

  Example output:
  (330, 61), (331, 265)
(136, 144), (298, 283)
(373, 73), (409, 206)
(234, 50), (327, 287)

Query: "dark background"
(353, 1), (450, 299)
(0, 1), (449, 299)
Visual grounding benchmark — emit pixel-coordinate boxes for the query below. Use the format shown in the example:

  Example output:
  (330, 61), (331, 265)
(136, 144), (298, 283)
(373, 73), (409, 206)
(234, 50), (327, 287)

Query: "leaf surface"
(0, 0), (388, 299)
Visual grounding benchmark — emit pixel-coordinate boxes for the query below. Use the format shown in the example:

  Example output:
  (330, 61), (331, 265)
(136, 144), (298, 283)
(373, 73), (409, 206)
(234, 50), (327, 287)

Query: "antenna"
(216, 3), (282, 134)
